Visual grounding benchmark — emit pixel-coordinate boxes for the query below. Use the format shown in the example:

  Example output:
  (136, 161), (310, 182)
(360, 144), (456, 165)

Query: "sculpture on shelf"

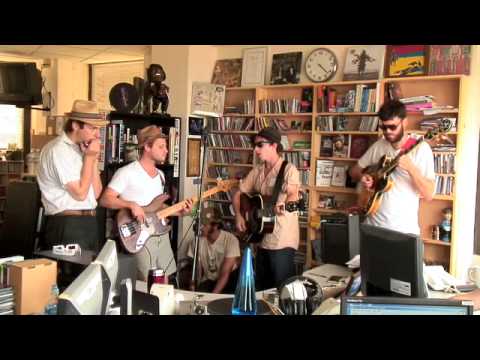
(144, 64), (170, 115)
(439, 207), (452, 242)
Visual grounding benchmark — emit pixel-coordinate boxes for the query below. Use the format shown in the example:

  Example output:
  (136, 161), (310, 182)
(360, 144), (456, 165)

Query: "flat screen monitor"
(0, 62), (42, 105)
(93, 240), (118, 296)
(57, 263), (110, 315)
(341, 296), (473, 315)
(360, 224), (427, 298)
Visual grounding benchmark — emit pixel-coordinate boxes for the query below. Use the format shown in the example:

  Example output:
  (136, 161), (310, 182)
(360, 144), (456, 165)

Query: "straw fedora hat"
(65, 100), (109, 127)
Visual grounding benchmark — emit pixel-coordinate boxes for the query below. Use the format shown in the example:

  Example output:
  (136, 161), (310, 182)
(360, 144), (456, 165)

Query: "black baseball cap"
(255, 127), (283, 151)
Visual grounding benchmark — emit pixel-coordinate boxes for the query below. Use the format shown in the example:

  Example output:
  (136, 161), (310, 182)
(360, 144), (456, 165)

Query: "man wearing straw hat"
(37, 100), (109, 252)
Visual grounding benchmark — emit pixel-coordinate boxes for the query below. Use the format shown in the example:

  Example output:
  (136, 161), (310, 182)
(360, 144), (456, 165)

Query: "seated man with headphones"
(188, 210), (241, 294)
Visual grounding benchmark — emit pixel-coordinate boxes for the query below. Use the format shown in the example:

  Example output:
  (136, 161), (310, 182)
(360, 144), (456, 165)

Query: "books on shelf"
(258, 98), (306, 114)
(332, 135), (350, 158)
(283, 151), (310, 169)
(316, 160), (334, 187)
(209, 149), (252, 164)
(299, 169), (310, 185)
(420, 117), (457, 132)
(320, 136), (334, 157)
(435, 175), (454, 196)
(208, 116), (255, 131)
(318, 85), (376, 113)
(207, 133), (252, 148)
(331, 165), (348, 187)
(434, 153), (455, 174)
(350, 135), (371, 159)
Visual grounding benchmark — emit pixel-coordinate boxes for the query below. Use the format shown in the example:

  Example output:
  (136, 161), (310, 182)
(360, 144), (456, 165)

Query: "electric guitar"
(239, 193), (306, 244)
(117, 179), (239, 254)
(358, 122), (452, 216)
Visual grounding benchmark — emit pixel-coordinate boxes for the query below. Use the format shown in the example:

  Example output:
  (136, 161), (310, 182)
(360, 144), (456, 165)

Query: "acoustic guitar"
(239, 193), (306, 244)
(358, 122), (451, 216)
(117, 179), (238, 254)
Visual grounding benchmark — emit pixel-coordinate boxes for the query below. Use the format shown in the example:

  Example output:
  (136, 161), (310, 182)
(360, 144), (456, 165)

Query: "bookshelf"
(0, 161), (24, 227)
(205, 74), (465, 273)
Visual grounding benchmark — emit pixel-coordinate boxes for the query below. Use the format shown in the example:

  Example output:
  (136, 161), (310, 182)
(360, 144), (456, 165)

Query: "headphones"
(278, 276), (323, 315)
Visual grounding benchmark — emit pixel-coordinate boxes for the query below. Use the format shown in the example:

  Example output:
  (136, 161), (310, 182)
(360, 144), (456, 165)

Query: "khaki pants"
(135, 233), (177, 281)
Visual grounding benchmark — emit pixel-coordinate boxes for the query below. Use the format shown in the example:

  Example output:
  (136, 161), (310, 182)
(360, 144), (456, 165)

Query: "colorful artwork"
(428, 45), (471, 75)
(343, 45), (385, 80)
(388, 45), (425, 77)
(270, 52), (302, 84)
(211, 59), (243, 88)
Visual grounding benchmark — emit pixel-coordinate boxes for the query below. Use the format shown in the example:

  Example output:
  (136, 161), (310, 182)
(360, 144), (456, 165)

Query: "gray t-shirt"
(358, 137), (435, 235)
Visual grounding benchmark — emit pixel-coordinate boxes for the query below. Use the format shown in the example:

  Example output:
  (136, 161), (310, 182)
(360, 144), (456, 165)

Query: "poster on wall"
(191, 82), (226, 117)
(343, 45), (385, 81)
(211, 59), (242, 88)
(428, 45), (471, 75)
(386, 45), (426, 77)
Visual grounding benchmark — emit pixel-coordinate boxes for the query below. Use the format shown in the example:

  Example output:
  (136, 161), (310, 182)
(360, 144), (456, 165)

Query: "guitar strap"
(266, 160), (289, 210)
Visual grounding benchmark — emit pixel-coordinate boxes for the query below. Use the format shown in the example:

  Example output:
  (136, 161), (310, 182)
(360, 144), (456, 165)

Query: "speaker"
(321, 214), (360, 266)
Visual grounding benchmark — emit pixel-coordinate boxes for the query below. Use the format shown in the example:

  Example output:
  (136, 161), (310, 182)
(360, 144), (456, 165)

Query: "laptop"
(340, 296), (474, 315)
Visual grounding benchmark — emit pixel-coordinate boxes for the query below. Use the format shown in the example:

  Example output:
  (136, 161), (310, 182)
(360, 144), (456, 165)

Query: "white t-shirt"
(357, 137), (435, 235)
(37, 132), (97, 215)
(188, 230), (240, 282)
(107, 160), (165, 205)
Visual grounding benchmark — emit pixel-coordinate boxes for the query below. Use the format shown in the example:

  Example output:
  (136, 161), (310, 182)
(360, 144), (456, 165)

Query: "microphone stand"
(190, 119), (212, 290)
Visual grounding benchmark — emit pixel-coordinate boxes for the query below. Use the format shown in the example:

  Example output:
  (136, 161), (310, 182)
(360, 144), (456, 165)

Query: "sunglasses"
(253, 141), (273, 148)
(379, 123), (401, 131)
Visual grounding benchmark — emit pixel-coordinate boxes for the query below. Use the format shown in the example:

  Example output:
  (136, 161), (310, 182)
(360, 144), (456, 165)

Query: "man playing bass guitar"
(100, 125), (193, 283)
(233, 127), (301, 290)
(349, 100), (435, 235)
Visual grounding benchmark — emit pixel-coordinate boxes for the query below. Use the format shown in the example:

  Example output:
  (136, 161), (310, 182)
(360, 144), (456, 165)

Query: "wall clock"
(305, 48), (338, 82)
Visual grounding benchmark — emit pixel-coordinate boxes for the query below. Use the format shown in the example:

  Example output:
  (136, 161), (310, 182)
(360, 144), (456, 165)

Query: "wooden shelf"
(433, 194), (454, 201)
(423, 238), (451, 247)
(317, 156), (358, 162)
(258, 113), (313, 117)
(279, 130), (312, 134)
(383, 74), (464, 82)
(314, 208), (348, 215)
(407, 110), (458, 115)
(284, 149), (311, 152)
(317, 79), (379, 86)
(407, 130), (458, 135)
(209, 163), (254, 168)
(316, 131), (378, 135)
(210, 130), (257, 135)
(315, 112), (378, 116)
(312, 186), (357, 194)
(225, 86), (256, 91)
(223, 113), (255, 117)
(435, 173), (455, 177)
(209, 147), (253, 151)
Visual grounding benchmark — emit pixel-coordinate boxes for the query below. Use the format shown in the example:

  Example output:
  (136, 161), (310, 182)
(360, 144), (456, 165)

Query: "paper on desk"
(346, 255), (360, 269)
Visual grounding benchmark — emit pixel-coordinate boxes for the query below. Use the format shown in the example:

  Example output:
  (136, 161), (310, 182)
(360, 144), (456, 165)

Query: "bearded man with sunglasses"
(349, 100), (435, 235)
(233, 127), (301, 290)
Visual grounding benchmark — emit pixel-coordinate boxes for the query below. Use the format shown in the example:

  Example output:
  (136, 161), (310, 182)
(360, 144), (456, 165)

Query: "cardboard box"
(9, 259), (57, 315)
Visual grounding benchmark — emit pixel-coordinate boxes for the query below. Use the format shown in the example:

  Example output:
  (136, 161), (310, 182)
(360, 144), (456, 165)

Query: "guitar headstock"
(215, 178), (240, 192)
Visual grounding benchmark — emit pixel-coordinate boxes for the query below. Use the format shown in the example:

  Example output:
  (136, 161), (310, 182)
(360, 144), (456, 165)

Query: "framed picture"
(386, 45), (426, 77)
(191, 82), (226, 117)
(211, 59), (242, 88)
(188, 116), (204, 137)
(428, 45), (471, 75)
(241, 47), (267, 87)
(343, 45), (386, 81)
(270, 52), (302, 85)
(187, 138), (201, 177)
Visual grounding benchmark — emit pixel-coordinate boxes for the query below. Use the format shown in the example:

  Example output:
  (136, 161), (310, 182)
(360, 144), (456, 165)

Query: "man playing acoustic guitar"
(233, 127), (301, 290)
(100, 125), (193, 282)
(349, 100), (435, 235)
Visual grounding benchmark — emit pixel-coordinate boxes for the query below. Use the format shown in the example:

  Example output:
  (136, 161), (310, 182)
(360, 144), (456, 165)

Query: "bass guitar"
(117, 179), (238, 254)
(358, 121), (451, 216)
(239, 193), (306, 244)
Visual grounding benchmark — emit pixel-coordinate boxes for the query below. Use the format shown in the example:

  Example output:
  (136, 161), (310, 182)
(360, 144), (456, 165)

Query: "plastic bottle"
(232, 246), (257, 315)
(26, 148), (40, 175)
(45, 284), (59, 315)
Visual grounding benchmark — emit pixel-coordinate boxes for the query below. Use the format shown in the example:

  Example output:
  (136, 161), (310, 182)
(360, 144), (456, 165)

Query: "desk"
(34, 250), (96, 266)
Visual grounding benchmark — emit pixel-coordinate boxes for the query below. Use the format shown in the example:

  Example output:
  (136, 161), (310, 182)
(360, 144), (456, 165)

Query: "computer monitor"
(341, 296), (473, 315)
(93, 240), (118, 294)
(360, 224), (427, 298)
(57, 263), (110, 315)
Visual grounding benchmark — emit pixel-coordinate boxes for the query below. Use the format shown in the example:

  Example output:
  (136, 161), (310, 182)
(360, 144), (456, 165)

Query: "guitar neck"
(381, 137), (423, 175)
(154, 182), (236, 219)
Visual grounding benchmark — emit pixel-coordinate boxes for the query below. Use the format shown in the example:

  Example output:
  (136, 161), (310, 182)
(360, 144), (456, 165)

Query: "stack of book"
(207, 134), (252, 148)
(243, 100), (255, 114)
(434, 153), (455, 174)
(318, 86), (376, 113)
(210, 117), (254, 131)
(358, 116), (379, 132)
(0, 287), (14, 315)
(259, 98), (302, 114)
(420, 117), (457, 132)
(400, 95), (435, 112)
(435, 175), (454, 196)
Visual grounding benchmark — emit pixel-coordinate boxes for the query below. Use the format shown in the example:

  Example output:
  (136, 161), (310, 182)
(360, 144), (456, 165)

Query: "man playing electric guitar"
(349, 100), (435, 235)
(233, 127), (301, 290)
(100, 125), (193, 282)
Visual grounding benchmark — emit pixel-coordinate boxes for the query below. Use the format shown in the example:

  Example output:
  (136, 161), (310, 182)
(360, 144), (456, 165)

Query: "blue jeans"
(255, 247), (296, 291)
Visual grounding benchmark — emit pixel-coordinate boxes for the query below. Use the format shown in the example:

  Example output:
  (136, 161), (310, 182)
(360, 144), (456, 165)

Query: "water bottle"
(45, 284), (59, 315)
(232, 246), (256, 315)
